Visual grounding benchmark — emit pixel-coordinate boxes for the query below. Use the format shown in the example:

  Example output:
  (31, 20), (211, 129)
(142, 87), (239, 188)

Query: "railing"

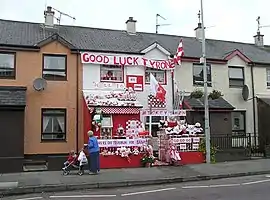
(210, 133), (264, 158)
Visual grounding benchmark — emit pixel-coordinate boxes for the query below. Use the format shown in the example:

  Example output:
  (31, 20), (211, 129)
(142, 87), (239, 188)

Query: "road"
(4, 174), (270, 200)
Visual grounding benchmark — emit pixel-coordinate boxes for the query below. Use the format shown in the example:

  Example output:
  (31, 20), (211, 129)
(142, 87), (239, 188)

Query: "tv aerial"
(257, 16), (270, 31)
(156, 14), (171, 34)
(51, 7), (76, 25)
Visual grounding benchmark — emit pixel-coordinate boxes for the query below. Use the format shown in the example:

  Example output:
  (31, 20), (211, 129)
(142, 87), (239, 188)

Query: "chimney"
(254, 31), (264, 47)
(195, 22), (203, 40)
(126, 17), (137, 34)
(44, 6), (55, 27)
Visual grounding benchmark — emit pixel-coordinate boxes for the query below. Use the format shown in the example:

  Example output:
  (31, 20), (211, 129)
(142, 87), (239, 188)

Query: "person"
(62, 150), (76, 170)
(87, 130), (100, 174)
(77, 144), (88, 176)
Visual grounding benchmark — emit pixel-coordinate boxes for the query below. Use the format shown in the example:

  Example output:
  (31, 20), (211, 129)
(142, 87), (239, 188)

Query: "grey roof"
(0, 86), (27, 106)
(184, 97), (235, 110)
(1, 19), (270, 63)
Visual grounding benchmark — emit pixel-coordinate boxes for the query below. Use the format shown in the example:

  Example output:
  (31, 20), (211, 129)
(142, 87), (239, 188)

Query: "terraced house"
(0, 6), (270, 172)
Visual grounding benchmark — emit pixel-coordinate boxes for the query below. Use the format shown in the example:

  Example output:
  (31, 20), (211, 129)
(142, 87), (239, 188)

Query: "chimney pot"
(44, 6), (55, 27)
(194, 23), (203, 40)
(254, 31), (264, 47)
(126, 17), (137, 34)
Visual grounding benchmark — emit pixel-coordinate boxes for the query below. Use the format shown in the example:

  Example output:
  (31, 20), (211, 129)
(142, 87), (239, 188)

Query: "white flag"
(150, 73), (159, 96)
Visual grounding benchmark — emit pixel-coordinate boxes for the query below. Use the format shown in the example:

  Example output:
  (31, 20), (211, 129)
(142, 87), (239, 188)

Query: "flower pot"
(145, 163), (151, 168)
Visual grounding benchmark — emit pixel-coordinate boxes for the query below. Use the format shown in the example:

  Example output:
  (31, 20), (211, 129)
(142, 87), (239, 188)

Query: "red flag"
(156, 84), (166, 103)
(174, 39), (184, 65)
(150, 73), (166, 103)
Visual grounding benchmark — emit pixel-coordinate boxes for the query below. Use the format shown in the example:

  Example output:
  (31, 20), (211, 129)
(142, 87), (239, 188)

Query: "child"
(62, 150), (77, 170)
(77, 145), (88, 175)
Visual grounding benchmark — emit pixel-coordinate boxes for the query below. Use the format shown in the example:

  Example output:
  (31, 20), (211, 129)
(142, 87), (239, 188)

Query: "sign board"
(126, 75), (144, 91)
(141, 109), (186, 117)
(98, 138), (148, 147)
(92, 82), (125, 89)
(81, 52), (174, 70)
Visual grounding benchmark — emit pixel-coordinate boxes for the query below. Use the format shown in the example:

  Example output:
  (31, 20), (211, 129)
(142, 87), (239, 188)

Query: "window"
(228, 67), (244, 87)
(43, 55), (67, 81)
(193, 64), (211, 86)
(231, 111), (246, 135)
(145, 69), (166, 84)
(0, 53), (15, 79)
(42, 109), (66, 141)
(100, 115), (113, 139)
(266, 68), (270, 88)
(145, 116), (166, 137)
(100, 65), (123, 82)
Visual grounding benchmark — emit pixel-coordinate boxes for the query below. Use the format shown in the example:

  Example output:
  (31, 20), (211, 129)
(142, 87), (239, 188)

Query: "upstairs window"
(145, 69), (166, 84)
(193, 63), (212, 87)
(228, 67), (244, 87)
(266, 68), (270, 88)
(100, 65), (123, 82)
(0, 53), (15, 79)
(43, 54), (67, 81)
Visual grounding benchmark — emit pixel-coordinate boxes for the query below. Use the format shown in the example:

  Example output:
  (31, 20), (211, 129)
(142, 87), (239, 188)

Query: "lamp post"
(200, 0), (211, 164)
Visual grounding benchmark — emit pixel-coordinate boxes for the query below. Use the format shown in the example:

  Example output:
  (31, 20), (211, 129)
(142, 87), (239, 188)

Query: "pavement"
(1, 159), (270, 198)
(4, 174), (270, 200)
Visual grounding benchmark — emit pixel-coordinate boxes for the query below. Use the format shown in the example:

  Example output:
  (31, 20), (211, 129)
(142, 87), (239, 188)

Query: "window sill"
(229, 86), (243, 89)
(0, 76), (16, 80)
(100, 79), (123, 83)
(193, 84), (212, 87)
(41, 139), (67, 143)
(145, 82), (167, 85)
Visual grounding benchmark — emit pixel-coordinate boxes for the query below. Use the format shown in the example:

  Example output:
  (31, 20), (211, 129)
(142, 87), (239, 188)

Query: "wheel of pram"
(62, 170), (70, 176)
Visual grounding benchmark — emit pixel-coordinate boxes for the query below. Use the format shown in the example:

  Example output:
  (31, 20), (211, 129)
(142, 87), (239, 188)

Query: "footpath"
(1, 159), (270, 197)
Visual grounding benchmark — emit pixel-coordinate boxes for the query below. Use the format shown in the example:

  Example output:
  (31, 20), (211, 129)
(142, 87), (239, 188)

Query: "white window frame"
(266, 68), (270, 88)
(101, 115), (113, 139)
(100, 65), (124, 82)
(145, 69), (166, 84)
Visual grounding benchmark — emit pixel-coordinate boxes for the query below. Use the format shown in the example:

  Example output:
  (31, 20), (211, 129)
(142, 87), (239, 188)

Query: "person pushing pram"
(62, 144), (88, 176)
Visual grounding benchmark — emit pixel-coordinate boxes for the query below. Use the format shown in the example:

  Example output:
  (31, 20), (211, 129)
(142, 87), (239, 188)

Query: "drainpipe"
(170, 55), (175, 109)
(76, 50), (80, 153)
(250, 63), (257, 146)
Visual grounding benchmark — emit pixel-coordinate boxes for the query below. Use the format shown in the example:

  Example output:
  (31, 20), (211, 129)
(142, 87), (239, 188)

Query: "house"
(1, 6), (270, 172)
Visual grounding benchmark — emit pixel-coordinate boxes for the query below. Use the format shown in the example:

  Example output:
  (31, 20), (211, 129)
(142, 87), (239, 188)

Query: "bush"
(190, 89), (203, 99)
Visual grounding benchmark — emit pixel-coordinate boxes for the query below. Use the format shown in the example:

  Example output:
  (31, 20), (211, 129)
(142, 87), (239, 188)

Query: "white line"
(182, 185), (209, 189)
(121, 187), (176, 196)
(49, 195), (116, 198)
(16, 197), (43, 200)
(242, 179), (270, 185)
(209, 183), (240, 188)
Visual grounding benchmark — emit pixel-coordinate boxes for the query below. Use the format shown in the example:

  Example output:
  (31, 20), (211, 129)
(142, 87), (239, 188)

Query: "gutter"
(76, 50), (80, 153)
(250, 63), (257, 145)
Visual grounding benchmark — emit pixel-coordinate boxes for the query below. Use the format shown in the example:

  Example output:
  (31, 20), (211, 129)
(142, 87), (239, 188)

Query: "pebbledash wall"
(175, 55), (261, 136)
(82, 48), (173, 111)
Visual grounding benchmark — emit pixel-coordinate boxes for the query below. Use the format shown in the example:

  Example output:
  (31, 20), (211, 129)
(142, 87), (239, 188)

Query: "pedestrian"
(87, 130), (100, 174)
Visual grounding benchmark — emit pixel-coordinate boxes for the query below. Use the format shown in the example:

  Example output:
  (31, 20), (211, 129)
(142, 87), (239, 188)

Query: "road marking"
(16, 197), (43, 200)
(121, 187), (176, 196)
(49, 195), (116, 198)
(209, 183), (240, 188)
(182, 185), (209, 189)
(241, 179), (270, 185)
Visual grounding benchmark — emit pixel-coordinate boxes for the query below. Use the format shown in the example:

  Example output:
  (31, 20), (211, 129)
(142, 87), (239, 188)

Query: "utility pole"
(200, 0), (211, 164)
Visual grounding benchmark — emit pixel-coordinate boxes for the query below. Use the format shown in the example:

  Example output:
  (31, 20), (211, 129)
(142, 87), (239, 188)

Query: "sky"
(1, 0), (270, 44)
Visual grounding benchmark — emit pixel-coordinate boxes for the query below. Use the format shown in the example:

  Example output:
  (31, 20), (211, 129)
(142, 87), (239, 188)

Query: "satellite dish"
(242, 84), (249, 101)
(33, 78), (47, 91)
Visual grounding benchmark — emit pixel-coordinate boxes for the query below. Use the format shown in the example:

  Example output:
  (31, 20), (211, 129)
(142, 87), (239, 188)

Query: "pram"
(62, 153), (88, 176)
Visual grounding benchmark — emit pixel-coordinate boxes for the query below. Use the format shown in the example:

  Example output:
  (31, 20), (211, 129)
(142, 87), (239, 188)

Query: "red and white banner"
(141, 109), (186, 116)
(126, 75), (144, 91)
(172, 137), (201, 144)
(98, 138), (148, 147)
(81, 52), (174, 70)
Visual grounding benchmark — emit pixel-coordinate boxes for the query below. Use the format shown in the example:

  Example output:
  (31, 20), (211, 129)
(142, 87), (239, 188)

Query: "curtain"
(56, 116), (65, 132)
(43, 116), (50, 132)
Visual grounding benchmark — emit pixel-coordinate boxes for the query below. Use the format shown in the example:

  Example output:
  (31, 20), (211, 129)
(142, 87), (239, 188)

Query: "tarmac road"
(4, 174), (270, 200)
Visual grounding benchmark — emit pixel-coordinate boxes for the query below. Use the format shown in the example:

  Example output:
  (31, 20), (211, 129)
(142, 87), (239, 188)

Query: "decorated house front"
(81, 48), (174, 168)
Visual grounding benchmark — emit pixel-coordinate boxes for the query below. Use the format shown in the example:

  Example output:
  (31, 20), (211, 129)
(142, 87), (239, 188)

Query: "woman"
(87, 130), (100, 174)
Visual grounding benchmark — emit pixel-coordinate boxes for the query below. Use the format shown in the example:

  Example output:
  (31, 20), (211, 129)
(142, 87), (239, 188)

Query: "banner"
(141, 109), (186, 117)
(172, 137), (201, 144)
(98, 138), (148, 147)
(81, 52), (174, 70)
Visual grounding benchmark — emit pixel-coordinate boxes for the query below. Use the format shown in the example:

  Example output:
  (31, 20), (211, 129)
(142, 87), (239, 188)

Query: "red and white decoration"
(174, 39), (184, 65)
(81, 52), (175, 70)
(148, 95), (166, 108)
(126, 75), (144, 91)
(126, 120), (143, 138)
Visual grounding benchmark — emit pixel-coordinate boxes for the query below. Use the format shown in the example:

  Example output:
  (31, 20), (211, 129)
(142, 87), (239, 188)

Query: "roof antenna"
(51, 7), (76, 26)
(256, 16), (261, 33)
(156, 14), (171, 34)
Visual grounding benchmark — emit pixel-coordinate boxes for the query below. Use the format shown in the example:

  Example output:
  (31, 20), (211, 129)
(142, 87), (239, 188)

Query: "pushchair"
(62, 149), (88, 176)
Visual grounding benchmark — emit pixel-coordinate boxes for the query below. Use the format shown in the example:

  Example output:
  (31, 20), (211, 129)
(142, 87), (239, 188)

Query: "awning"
(177, 96), (235, 111)
(88, 106), (141, 114)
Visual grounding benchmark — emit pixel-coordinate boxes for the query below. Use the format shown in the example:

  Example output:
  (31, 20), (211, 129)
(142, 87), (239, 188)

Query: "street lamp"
(200, 0), (211, 164)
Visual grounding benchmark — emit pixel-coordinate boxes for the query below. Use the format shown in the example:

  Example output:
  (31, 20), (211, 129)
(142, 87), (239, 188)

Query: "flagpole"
(200, 0), (211, 164)
(149, 99), (152, 136)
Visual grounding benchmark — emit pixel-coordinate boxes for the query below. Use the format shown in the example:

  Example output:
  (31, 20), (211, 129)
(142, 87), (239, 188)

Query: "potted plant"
(140, 154), (155, 167)
(208, 90), (223, 100)
(198, 138), (217, 163)
(190, 89), (203, 99)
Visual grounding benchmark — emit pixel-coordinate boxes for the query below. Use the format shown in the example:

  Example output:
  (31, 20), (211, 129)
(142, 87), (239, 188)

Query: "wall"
(0, 41), (79, 154)
(175, 55), (254, 134)
(82, 48), (173, 111)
